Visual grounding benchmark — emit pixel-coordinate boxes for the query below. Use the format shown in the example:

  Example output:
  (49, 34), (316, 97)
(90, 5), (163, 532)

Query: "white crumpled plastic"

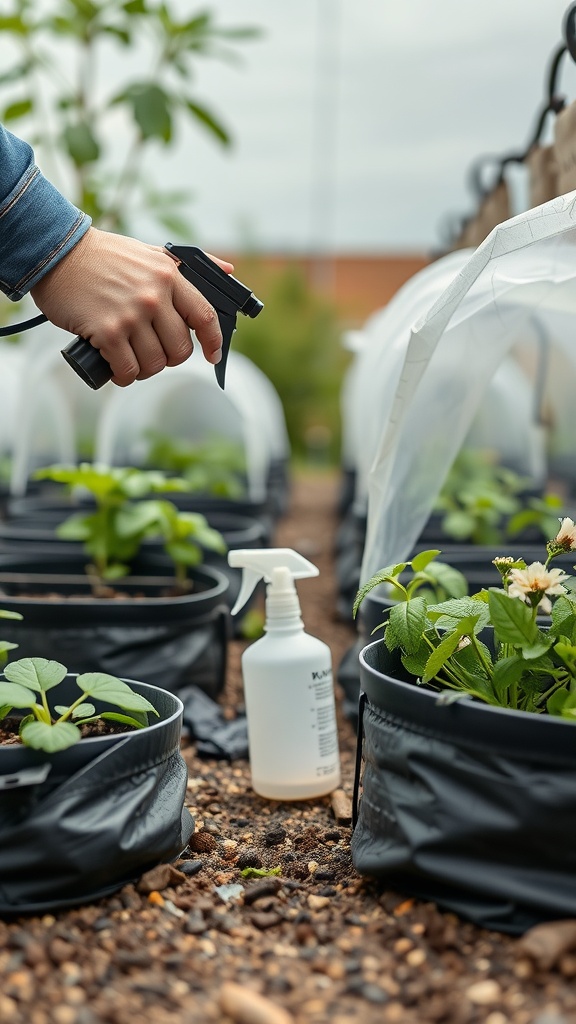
(361, 192), (576, 583)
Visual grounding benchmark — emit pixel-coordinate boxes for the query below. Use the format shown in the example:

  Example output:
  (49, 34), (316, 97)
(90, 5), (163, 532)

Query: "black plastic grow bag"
(0, 551), (230, 700)
(353, 637), (576, 935)
(0, 676), (194, 914)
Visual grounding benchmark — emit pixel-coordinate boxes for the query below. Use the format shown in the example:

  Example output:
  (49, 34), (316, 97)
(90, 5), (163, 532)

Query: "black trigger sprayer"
(0, 244), (264, 390)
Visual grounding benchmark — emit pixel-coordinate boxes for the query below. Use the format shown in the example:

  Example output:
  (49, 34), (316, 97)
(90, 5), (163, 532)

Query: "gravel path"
(1, 471), (576, 1024)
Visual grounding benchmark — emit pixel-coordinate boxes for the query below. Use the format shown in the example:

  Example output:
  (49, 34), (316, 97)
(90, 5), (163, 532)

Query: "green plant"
(0, 657), (158, 752)
(354, 517), (576, 720)
(33, 462), (226, 587)
(145, 431), (246, 498)
(0, 0), (258, 234)
(433, 449), (563, 545)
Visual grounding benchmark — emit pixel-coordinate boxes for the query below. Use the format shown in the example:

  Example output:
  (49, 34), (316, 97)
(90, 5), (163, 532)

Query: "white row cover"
(361, 191), (576, 584)
(342, 248), (545, 515)
(5, 323), (289, 499)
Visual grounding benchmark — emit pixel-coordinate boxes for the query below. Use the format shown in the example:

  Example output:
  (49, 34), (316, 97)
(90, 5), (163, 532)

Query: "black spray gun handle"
(60, 243), (264, 390)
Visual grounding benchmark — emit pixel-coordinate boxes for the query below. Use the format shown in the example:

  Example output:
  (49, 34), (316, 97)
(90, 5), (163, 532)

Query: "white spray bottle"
(228, 548), (341, 800)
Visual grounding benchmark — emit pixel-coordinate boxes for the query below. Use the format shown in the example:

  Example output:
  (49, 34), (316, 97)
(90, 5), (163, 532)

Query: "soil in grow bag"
(0, 551), (230, 700)
(0, 675), (193, 913)
(353, 637), (576, 935)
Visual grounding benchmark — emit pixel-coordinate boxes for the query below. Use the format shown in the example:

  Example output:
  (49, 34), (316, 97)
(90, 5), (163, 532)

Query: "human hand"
(30, 227), (234, 387)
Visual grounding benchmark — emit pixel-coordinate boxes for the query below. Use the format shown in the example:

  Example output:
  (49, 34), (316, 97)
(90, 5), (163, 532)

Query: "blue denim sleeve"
(0, 124), (91, 300)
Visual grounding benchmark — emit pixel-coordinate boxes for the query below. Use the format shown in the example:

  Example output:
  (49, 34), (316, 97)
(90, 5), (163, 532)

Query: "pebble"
(466, 979), (502, 1005)
(264, 825), (287, 847)
(178, 859), (203, 876)
(251, 911), (284, 930)
(330, 789), (352, 825)
(243, 878), (283, 905)
(219, 981), (295, 1024)
(307, 895), (330, 911)
(237, 848), (263, 870)
(136, 863), (186, 894)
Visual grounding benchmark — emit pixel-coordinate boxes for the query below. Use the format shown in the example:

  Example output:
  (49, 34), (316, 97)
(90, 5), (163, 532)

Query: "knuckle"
(139, 354), (167, 379)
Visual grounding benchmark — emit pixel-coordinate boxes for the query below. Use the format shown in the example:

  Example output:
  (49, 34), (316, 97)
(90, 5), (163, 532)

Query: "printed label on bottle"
(309, 666), (338, 775)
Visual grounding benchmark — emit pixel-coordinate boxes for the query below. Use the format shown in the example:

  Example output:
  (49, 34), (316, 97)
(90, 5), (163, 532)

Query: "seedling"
(145, 432), (247, 498)
(0, 658), (158, 753)
(33, 463), (226, 588)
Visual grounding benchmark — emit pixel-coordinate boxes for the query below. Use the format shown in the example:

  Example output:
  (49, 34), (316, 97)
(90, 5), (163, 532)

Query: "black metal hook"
(564, 2), (576, 62)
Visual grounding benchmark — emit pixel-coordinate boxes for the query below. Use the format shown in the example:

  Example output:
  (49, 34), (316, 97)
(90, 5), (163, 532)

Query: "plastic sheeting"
(95, 351), (290, 503)
(0, 677), (193, 913)
(361, 192), (576, 583)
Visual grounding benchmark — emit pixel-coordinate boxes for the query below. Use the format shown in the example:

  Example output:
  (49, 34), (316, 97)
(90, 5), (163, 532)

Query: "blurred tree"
(0, 0), (259, 236)
(233, 260), (350, 465)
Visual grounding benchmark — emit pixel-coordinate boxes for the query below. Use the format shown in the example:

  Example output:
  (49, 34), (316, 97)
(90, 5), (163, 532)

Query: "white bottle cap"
(228, 548), (319, 616)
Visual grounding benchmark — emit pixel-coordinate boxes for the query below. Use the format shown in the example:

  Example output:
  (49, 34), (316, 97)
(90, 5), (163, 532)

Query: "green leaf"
(422, 561), (468, 600)
(0, 609), (23, 620)
(353, 565), (407, 617)
(0, 704), (12, 720)
(20, 720), (81, 752)
(72, 703), (96, 720)
(410, 549), (441, 573)
(0, 642), (19, 655)
(183, 99), (230, 145)
(385, 597), (427, 655)
(4, 658), (67, 693)
(422, 617), (478, 685)
(491, 656), (525, 703)
(62, 122), (100, 166)
(487, 591), (548, 653)
(100, 711), (147, 729)
(400, 636), (431, 677)
(165, 541), (202, 567)
(0, 680), (35, 709)
(56, 513), (93, 540)
(76, 673), (159, 715)
(547, 687), (576, 717)
(116, 82), (173, 141)
(2, 98), (33, 122)
(115, 501), (160, 538)
(426, 597), (490, 633)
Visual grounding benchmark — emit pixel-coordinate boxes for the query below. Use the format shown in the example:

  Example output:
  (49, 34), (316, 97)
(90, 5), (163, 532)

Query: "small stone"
(251, 911), (283, 930)
(307, 895), (330, 911)
(406, 948), (426, 967)
(147, 891), (165, 907)
(237, 848), (263, 870)
(466, 980), (501, 1005)
(330, 789), (352, 825)
(179, 859), (203, 877)
(185, 910), (206, 935)
(243, 878), (283, 905)
(222, 839), (239, 860)
(48, 938), (75, 964)
(136, 863), (186, 894)
(219, 981), (295, 1024)
(264, 825), (287, 847)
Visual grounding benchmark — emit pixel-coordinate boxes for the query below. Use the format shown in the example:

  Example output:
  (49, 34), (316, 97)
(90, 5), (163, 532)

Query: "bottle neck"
(264, 586), (304, 633)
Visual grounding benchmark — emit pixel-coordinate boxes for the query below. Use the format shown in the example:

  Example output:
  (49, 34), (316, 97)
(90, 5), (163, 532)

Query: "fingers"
(171, 270), (223, 366)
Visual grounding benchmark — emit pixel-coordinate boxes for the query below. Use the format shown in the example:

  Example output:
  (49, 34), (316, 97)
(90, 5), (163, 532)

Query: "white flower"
(507, 562), (569, 614)
(555, 517), (576, 551)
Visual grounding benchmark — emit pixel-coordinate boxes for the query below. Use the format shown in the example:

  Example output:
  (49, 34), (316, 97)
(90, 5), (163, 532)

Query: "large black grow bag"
(353, 637), (576, 934)
(0, 551), (230, 700)
(0, 676), (193, 913)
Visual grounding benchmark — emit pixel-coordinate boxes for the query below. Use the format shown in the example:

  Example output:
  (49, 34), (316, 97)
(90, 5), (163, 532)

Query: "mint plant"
(33, 463), (226, 587)
(0, 657), (158, 752)
(355, 518), (576, 720)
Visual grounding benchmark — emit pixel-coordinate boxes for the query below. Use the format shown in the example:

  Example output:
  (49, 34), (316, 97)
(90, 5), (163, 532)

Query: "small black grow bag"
(0, 676), (194, 913)
(0, 507), (266, 623)
(0, 551), (230, 700)
(353, 637), (576, 935)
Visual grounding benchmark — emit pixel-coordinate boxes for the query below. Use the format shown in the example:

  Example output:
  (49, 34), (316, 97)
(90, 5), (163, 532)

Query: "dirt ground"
(1, 470), (576, 1024)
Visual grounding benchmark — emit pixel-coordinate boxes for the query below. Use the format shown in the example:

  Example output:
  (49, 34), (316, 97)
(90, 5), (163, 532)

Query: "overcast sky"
(157, 0), (576, 256)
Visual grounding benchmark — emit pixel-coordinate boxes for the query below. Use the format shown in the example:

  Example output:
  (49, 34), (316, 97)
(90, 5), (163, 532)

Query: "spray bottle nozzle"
(228, 548), (319, 617)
